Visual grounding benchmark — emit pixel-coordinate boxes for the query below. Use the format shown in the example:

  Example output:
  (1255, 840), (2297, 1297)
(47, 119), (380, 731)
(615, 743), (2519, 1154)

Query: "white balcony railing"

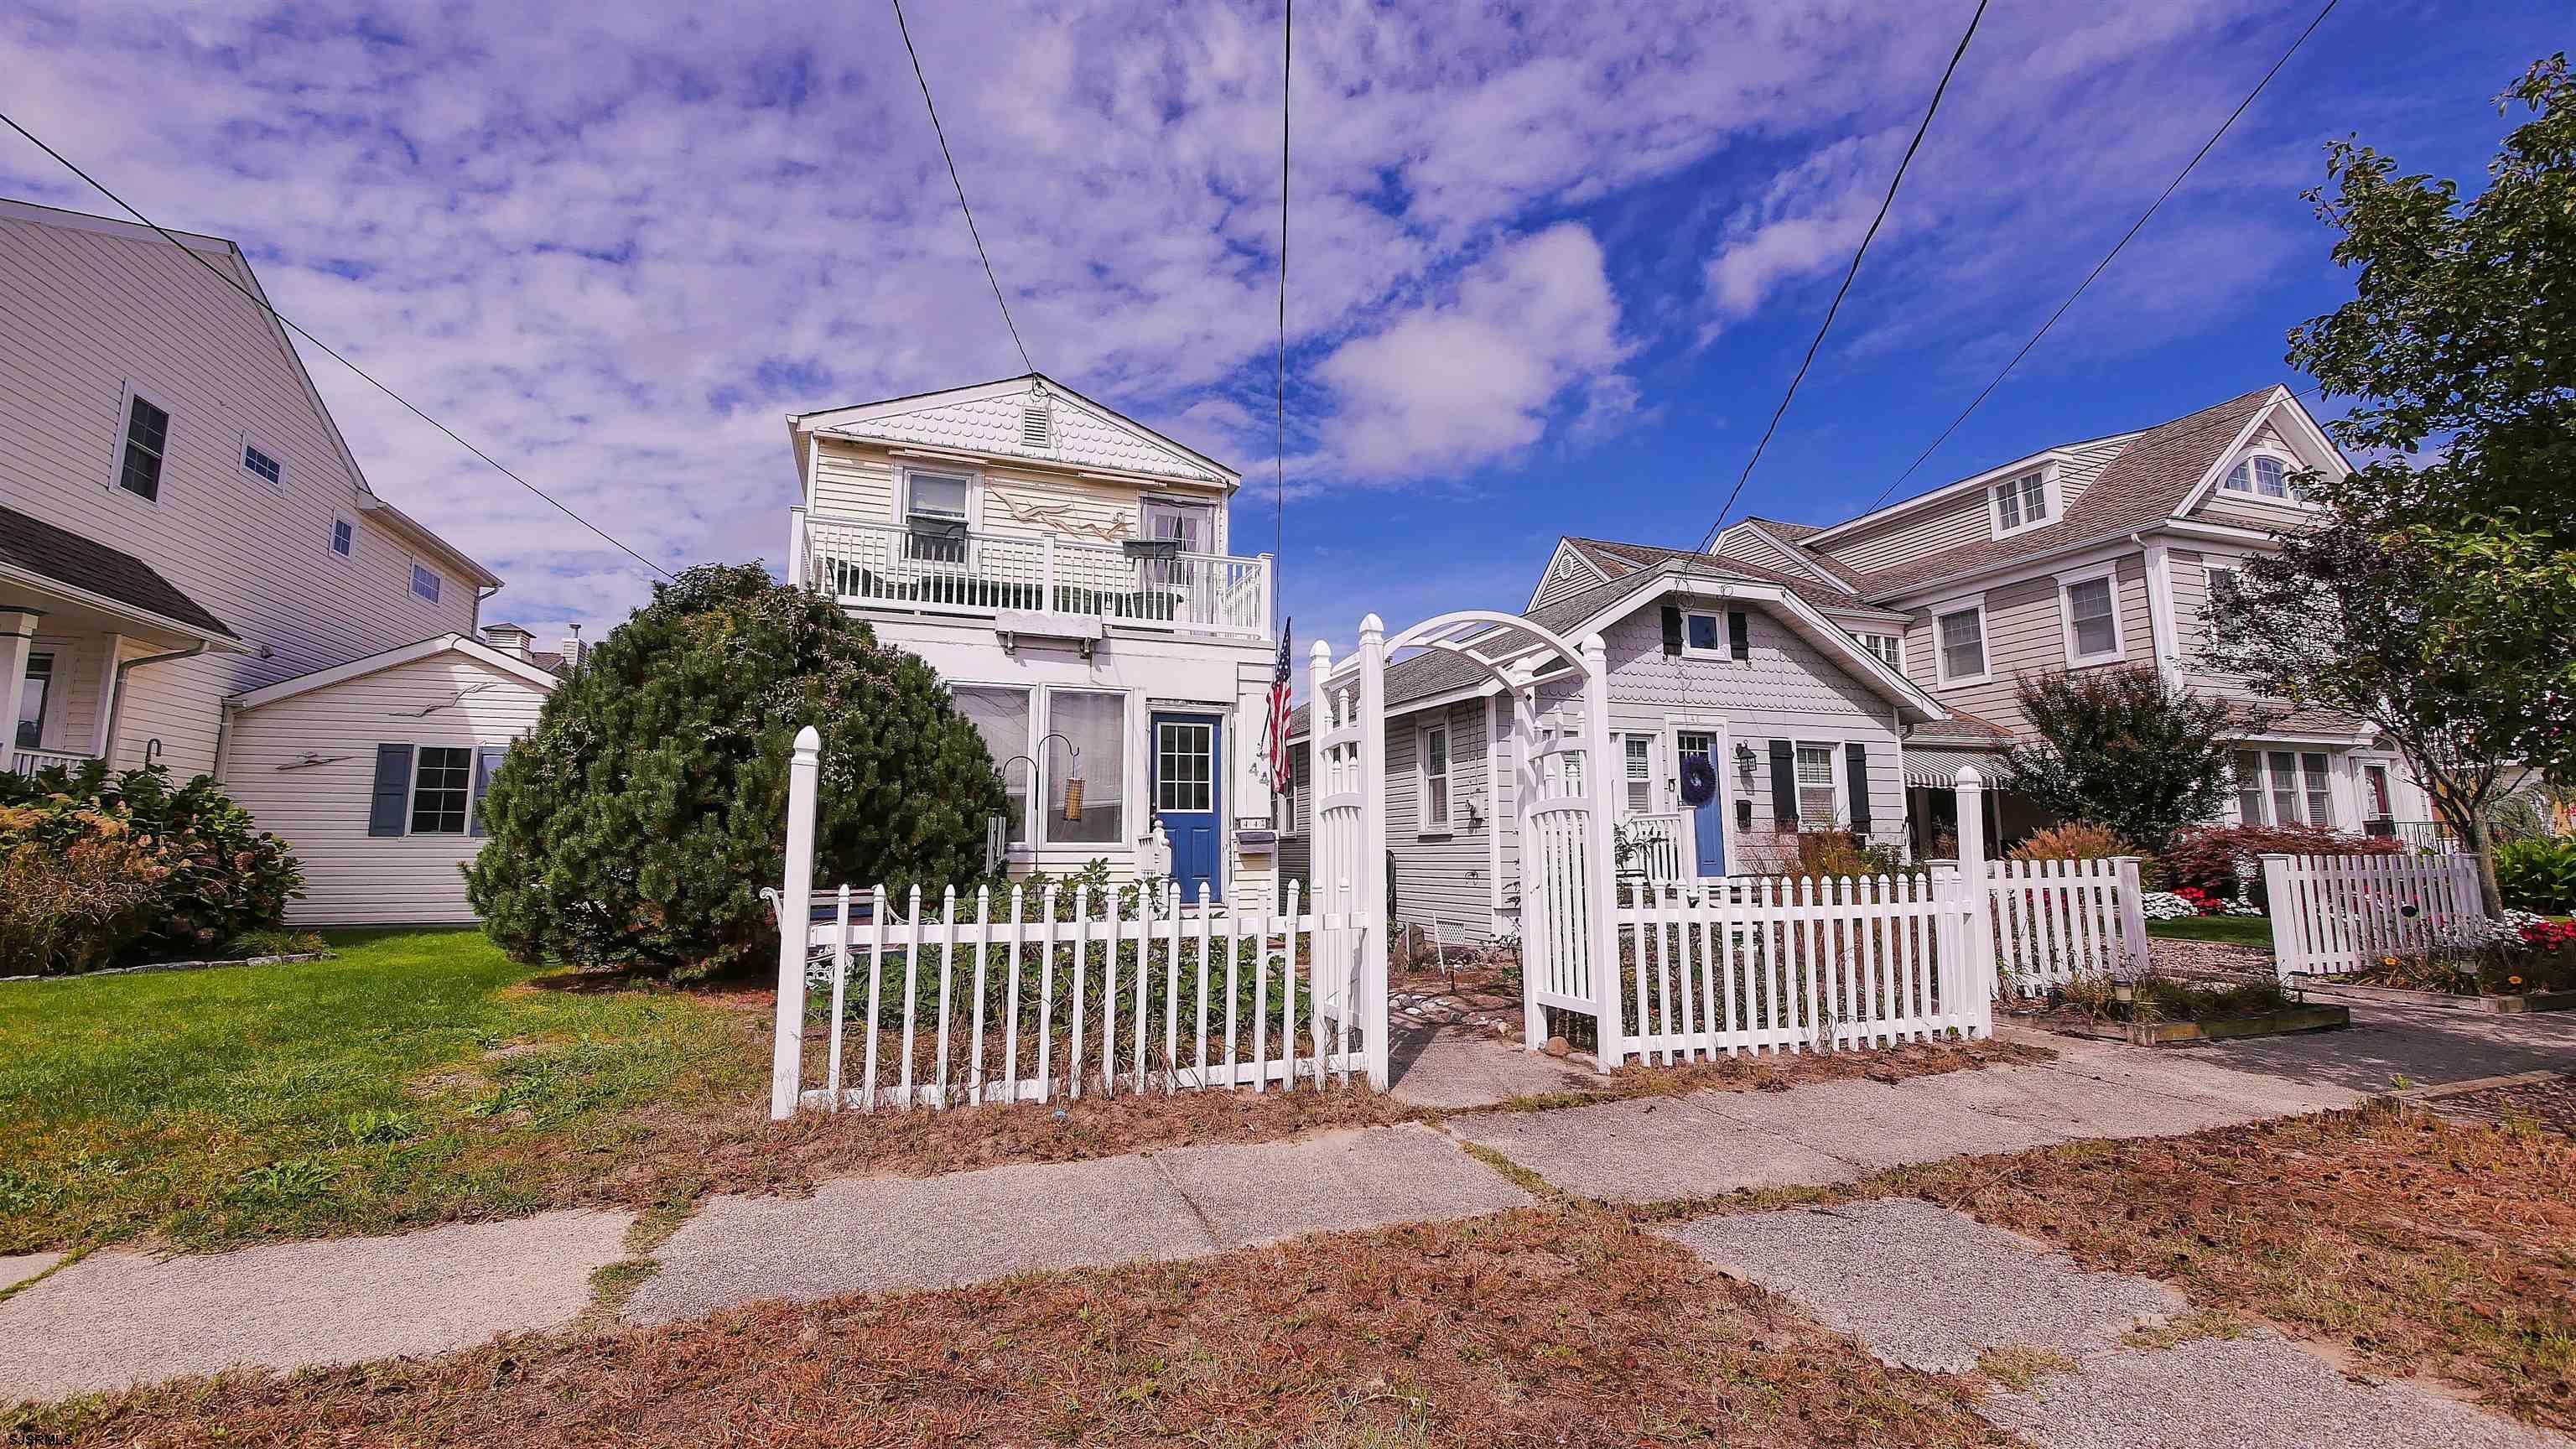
(796, 510), (1271, 637)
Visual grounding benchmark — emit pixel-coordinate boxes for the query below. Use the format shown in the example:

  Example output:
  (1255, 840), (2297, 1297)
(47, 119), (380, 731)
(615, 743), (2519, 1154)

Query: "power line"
(890, 0), (1035, 376)
(1694, 0), (1991, 556)
(0, 108), (673, 581)
(1275, 0), (1291, 576)
(1857, 0), (2340, 514)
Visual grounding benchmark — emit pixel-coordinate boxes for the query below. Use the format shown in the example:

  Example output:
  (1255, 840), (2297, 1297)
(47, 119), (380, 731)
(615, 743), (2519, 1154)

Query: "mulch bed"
(2143, 937), (2273, 982)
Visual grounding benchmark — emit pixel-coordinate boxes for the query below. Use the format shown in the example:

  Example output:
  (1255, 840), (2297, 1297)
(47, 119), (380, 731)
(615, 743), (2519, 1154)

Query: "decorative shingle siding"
(816, 385), (1224, 486)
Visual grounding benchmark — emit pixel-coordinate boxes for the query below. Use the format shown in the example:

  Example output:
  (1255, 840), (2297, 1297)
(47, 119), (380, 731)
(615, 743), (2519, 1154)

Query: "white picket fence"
(1613, 872), (1983, 1062)
(1987, 858), (2151, 995)
(2260, 850), (2486, 981)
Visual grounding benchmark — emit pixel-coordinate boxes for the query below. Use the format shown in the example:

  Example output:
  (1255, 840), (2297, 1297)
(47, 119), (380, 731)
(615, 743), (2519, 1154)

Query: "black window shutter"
(1846, 742), (1872, 834)
(368, 744), (413, 838)
(1659, 605), (1682, 656)
(469, 745), (507, 837)
(1768, 740), (1798, 824)
(1727, 610), (1751, 661)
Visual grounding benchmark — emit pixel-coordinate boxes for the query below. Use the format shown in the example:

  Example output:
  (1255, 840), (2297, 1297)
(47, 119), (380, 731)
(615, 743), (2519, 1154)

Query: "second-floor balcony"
(792, 508), (1272, 639)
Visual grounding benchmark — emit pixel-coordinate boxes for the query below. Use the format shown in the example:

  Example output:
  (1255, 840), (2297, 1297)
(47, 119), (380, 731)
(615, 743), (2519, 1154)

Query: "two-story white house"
(1707, 383), (2439, 849)
(782, 375), (1280, 910)
(1, 197), (548, 927)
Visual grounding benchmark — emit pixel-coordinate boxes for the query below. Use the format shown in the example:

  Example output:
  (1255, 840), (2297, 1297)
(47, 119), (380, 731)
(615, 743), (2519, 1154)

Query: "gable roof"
(1561, 537), (1903, 618)
(0, 503), (242, 645)
(1723, 386), (2291, 603)
(229, 633), (560, 710)
(790, 372), (1239, 491)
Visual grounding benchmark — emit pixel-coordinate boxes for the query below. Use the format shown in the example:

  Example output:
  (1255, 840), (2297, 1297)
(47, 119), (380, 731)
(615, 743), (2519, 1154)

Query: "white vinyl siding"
(221, 652), (548, 924)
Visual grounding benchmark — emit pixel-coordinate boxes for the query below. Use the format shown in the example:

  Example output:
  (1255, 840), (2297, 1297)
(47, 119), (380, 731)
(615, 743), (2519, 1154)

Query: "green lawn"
(2145, 914), (2275, 948)
(0, 931), (766, 1254)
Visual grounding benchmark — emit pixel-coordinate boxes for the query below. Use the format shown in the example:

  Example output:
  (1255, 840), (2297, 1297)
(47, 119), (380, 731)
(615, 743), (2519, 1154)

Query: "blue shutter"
(469, 745), (506, 837)
(368, 745), (413, 837)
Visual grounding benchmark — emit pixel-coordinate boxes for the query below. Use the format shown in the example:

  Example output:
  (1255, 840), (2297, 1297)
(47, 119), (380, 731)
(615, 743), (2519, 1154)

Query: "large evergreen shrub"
(2002, 667), (2239, 854)
(464, 563), (1009, 974)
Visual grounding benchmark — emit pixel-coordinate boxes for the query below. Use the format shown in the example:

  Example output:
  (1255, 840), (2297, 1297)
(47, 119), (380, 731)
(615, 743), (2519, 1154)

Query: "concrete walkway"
(2, 1000), (2564, 1406)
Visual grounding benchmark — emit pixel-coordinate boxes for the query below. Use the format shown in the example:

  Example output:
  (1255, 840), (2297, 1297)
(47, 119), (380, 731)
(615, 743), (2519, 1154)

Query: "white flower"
(2139, 891), (2199, 921)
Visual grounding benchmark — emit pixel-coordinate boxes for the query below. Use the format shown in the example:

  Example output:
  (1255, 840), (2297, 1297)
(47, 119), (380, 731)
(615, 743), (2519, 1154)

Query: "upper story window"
(905, 469), (972, 523)
(2222, 453), (2303, 501)
(1990, 469), (2052, 538)
(331, 517), (355, 558)
(117, 393), (170, 501)
(2059, 572), (2123, 662)
(1849, 631), (1903, 670)
(1935, 605), (1987, 684)
(242, 441), (283, 492)
(411, 563), (443, 604)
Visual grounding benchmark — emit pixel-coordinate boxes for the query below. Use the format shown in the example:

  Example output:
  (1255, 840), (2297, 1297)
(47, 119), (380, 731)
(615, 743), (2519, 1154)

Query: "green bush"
(465, 562), (1010, 976)
(0, 763), (303, 973)
(2495, 834), (2576, 913)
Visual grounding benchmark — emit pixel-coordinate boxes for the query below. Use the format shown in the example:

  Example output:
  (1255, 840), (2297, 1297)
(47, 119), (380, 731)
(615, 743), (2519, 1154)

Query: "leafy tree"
(2280, 54), (2574, 774)
(2209, 53), (2576, 910)
(2001, 667), (2240, 854)
(465, 563), (1008, 974)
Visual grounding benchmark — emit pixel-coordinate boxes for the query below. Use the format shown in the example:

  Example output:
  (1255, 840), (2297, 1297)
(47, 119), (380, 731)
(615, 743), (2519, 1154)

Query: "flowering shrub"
(2521, 917), (2576, 951)
(2007, 822), (2132, 862)
(2163, 823), (2401, 910)
(2140, 891), (2200, 921)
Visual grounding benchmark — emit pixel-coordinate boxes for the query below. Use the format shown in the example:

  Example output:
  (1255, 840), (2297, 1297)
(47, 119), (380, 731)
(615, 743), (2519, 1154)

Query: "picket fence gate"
(1986, 857), (2152, 995)
(2260, 850), (2486, 981)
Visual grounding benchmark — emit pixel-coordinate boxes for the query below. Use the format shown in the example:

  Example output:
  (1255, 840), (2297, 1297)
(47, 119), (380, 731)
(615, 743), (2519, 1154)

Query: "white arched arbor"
(1312, 610), (1626, 1063)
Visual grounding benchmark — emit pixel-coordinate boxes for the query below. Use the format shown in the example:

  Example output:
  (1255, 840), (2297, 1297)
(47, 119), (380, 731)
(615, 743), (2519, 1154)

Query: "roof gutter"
(0, 562), (247, 654)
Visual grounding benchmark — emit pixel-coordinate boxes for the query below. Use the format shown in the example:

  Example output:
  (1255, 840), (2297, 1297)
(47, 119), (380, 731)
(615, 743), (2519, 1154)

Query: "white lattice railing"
(797, 511), (1270, 636)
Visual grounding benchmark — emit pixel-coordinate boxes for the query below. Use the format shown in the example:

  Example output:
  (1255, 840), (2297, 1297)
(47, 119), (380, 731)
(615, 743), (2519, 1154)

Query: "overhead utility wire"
(1694, 0), (1991, 556)
(890, 0), (1035, 375)
(1275, 0), (1291, 570)
(0, 109), (673, 580)
(1857, 0), (2340, 513)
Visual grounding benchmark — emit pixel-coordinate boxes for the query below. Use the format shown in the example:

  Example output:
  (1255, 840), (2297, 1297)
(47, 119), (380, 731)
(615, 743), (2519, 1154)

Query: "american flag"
(1261, 618), (1294, 792)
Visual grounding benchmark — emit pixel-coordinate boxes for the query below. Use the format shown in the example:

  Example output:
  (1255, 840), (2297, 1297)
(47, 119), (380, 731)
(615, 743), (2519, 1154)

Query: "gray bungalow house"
(1281, 547), (1950, 941)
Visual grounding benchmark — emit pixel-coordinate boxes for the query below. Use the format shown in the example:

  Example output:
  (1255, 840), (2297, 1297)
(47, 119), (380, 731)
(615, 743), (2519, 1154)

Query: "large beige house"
(1696, 383), (2437, 848)
(782, 374), (1281, 909)
(1, 197), (544, 924)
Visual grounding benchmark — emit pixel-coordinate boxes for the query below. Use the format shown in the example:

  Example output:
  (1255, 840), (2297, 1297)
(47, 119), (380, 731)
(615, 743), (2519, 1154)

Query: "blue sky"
(2, 2), (2563, 656)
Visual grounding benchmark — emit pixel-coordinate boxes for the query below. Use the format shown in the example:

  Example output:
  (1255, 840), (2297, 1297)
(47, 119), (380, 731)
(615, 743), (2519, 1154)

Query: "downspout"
(100, 641), (210, 771)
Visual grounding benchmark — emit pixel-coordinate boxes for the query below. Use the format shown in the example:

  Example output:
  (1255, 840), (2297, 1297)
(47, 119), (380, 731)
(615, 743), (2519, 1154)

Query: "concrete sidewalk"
(3, 1000), (2564, 1405)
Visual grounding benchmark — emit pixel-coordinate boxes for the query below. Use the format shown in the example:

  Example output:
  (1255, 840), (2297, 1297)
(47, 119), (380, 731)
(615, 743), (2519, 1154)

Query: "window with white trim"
(1991, 470), (2050, 536)
(1620, 734), (1654, 816)
(1848, 631), (1902, 670)
(2222, 454), (2303, 501)
(904, 468), (971, 522)
(1418, 722), (1452, 829)
(410, 563), (442, 604)
(2061, 574), (2121, 662)
(2232, 748), (2338, 827)
(241, 441), (283, 492)
(409, 746), (473, 834)
(1045, 689), (1125, 845)
(1935, 605), (1987, 683)
(952, 684), (1033, 845)
(330, 517), (354, 558)
(1794, 743), (1839, 827)
(117, 393), (170, 501)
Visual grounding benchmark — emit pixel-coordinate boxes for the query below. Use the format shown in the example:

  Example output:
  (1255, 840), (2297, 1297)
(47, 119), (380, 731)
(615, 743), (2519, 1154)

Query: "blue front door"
(1152, 713), (1223, 902)
(1680, 731), (1726, 877)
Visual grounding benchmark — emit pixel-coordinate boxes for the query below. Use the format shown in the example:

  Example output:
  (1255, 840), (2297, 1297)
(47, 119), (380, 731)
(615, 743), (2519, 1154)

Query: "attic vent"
(1021, 405), (1052, 449)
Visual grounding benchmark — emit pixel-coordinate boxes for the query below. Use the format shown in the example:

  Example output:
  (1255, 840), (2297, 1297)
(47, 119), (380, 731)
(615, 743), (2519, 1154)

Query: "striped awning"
(1903, 747), (2011, 789)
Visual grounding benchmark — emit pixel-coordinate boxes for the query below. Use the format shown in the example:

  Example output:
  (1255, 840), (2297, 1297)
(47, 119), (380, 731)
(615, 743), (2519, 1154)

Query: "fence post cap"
(2252, 851), (2297, 860)
(1952, 765), (1984, 787)
(1309, 637), (1332, 665)
(1358, 612), (1384, 640)
(791, 724), (822, 754)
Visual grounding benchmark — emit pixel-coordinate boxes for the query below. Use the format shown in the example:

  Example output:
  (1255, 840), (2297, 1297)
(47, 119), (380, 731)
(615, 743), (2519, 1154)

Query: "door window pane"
(2363, 765), (2393, 820)
(2301, 752), (2334, 828)
(15, 652), (52, 749)
(2066, 577), (2117, 657)
(1045, 691), (1125, 844)
(1156, 721), (1213, 813)
(951, 686), (1032, 844)
(2234, 750), (2267, 823)
(410, 747), (472, 834)
(1140, 498), (1211, 552)
(2267, 750), (2300, 826)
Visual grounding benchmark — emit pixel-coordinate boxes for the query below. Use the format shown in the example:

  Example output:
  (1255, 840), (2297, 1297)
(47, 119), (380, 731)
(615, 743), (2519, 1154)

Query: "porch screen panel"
(953, 685), (1033, 844)
(1046, 691), (1125, 845)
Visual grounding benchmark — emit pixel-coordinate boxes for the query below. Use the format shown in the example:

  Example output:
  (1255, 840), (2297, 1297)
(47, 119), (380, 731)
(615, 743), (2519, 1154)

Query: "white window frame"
(1416, 721), (1452, 834)
(110, 382), (173, 506)
(900, 465), (980, 527)
(330, 513), (356, 561)
(1792, 740), (1846, 831)
(1680, 609), (1732, 659)
(2231, 747), (2344, 828)
(1847, 630), (1903, 672)
(405, 744), (477, 836)
(15, 646), (60, 750)
(410, 559), (444, 605)
(1618, 731), (1657, 819)
(951, 682), (1037, 850)
(1038, 685), (1134, 851)
(2219, 448), (2309, 503)
(2055, 564), (2127, 665)
(238, 430), (287, 496)
(1989, 467), (2058, 539)
(1931, 599), (1990, 687)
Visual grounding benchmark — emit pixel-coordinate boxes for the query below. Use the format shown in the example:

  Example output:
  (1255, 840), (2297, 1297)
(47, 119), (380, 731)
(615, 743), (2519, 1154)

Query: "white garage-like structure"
(218, 634), (558, 926)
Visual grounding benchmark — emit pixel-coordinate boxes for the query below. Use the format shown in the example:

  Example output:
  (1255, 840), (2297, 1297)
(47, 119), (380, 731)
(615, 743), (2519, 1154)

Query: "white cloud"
(1314, 224), (1631, 476)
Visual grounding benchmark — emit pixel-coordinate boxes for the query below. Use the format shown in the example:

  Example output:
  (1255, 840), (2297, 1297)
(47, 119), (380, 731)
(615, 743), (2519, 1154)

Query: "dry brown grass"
(1884, 1102), (2576, 1430)
(2, 1206), (2011, 1448)
(1480, 1036), (2052, 1114)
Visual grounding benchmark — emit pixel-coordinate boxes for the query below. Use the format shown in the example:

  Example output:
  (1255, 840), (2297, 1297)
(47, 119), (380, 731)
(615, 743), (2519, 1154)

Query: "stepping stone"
(1695, 1075), (2073, 1168)
(1663, 1198), (2179, 1373)
(1445, 1093), (1856, 1202)
(1149, 1123), (1533, 1246)
(0, 1210), (632, 1403)
(1914, 1062), (2256, 1140)
(1982, 1332), (2568, 1449)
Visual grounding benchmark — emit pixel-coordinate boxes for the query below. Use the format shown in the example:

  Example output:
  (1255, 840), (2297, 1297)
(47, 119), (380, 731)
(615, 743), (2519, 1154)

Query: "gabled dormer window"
(2222, 452), (2306, 501)
(1991, 469), (2053, 538)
